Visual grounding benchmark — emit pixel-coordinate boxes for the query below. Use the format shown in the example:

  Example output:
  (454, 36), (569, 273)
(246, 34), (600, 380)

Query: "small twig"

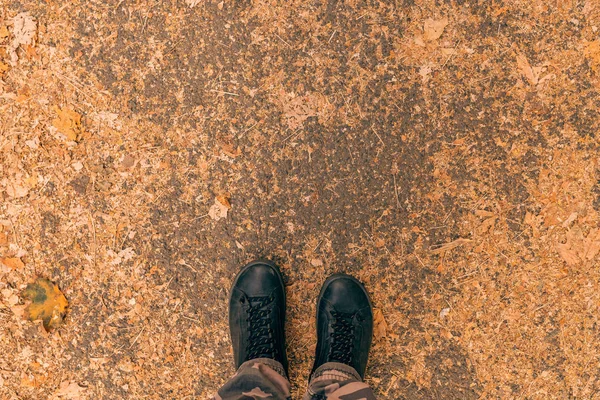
(237, 122), (258, 139)
(182, 315), (201, 323)
(129, 326), (145, 349)
(282, 129), (302, 142)
(442, 40), (462, 68)
(274, 33), (291, 48)
(209, 89), (239, 97)
(88, 212), (97, 269)
(328, 30), (337, 43)
(371, 125), (385, 146)
(393, 174), (401, 209)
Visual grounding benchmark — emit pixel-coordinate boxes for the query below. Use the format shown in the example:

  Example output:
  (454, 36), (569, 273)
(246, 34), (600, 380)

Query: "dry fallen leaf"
(9, 12), (36, 64)
(373, 308), (388, 340)
(220, 142), (242, 158)
(0, 257), (24, 270)
(185, 0), (202, 7)
(53, 381), (85, 399)
(582, 228), (600, 261)
(0, 61), (9, 77)
(52, 106), (84, 141)
(516, 53), (538, 85)
(423, 17), (448, 41)
(208, 195), (231, 221)
(584, 40), (600, 73)
(22, 278), (68, 331)
(0, 25), (9, 39)
(310, 258), (323, 267)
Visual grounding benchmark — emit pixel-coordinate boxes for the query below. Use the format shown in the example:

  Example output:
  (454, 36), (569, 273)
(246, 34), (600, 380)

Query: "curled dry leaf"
(22, 278), (68, 331)
(208, 195), (231, 221)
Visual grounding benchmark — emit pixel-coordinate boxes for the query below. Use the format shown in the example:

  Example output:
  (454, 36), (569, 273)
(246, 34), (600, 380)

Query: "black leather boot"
(228, 260), (288, 374)
(311, 273), (373, 379)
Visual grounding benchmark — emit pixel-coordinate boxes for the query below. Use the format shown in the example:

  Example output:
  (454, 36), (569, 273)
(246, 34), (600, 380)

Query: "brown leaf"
(556, 242), (580, 266)
(423, 18), (448, 41)
(22, 278), (68, 331)
(373, 308), (388, 340)
(220, 142), (242, 158)
(54, 381), (85, 399)
(0, 257), (24, 270)
(583, 228), (600, 260)
(516, 53), (538, 85)
(52, 106), (83, 141)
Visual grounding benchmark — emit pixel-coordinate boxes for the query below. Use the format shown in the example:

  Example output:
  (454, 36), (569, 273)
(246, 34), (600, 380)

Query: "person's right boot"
(310, 273), (373, 379)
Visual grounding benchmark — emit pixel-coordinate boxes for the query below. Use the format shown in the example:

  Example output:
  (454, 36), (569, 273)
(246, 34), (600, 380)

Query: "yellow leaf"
(52, 106), (83, 141)
(22, 278), (68, 331)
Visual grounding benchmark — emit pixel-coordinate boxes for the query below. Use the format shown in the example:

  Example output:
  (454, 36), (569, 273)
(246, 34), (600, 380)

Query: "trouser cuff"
(238, 358), (288, 379)
(310, 362), (362, 384)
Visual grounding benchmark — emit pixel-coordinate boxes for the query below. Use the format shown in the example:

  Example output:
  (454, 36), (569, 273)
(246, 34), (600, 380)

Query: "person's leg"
(213, 358), (291, 400)
(304, 274), (377, 400)
(213, 260), (291, 400)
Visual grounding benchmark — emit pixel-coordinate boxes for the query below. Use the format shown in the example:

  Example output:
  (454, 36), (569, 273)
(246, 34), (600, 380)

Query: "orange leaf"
(52, 106), (83, 141)
(1, 257), (24, 270)
(373, 308), (388, 340)
(22, 278), (68, 331)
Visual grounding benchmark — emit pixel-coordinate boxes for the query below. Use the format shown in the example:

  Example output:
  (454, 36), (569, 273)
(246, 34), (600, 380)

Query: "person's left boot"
(228, 260), (288, 375)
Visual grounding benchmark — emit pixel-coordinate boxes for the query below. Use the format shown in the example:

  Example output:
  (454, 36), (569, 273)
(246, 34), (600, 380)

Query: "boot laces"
(245, 294), (277, 360)
(329, 310), (355, 365)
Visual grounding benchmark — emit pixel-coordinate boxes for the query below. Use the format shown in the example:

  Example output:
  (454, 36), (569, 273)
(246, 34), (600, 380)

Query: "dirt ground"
(1, 0), (600, 398)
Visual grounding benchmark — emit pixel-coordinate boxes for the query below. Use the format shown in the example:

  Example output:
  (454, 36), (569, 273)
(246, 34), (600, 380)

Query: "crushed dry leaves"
(22, 278), (69, 331)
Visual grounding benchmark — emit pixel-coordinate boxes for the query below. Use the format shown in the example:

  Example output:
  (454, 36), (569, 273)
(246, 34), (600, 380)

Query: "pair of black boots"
(229, 260), (373, 379)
